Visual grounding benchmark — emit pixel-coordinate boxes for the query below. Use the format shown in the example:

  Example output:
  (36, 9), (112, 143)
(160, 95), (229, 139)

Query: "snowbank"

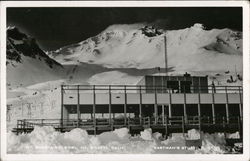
(227, 131), (240, 139)
(7, 127), (231, 154)
(140, 128), (153, 141)
(197, 133), (227, 154)
(7, 126), (155, 154)
(187, 129), (200, 140)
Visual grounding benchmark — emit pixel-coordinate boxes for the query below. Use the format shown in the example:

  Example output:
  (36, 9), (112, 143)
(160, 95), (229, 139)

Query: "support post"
(225, 86), (229, 123)
(198, 86), (201, 117)
(164, 34), (168, 75)
(93, 85), (96, 136)
(139, 86), (142, 125)
(162, 105), (165, 125)
(198, 86), (201, 135)
(109, 85), (112, 125)
(211, 86), (215, 124)
(239, 86), (243, 121)
(169, 92), (172, 118)
(161, 76), (164, 93)
(222, 116), (226, 137)
(238, 116), (242, 140)
(238, 87), (243, 140)
(182, 116), (185, 137)
(124, 85), (127, 126)
(165, 116), (168, 138)
(61, 85), (64, 130)
(77, 85), (80, 127)
(154, 86), (158, 124)
(183, 85), (187, 123)
(198, 116), (201, 137)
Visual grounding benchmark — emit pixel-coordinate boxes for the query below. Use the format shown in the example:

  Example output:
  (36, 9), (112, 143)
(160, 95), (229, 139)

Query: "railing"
(15, 116), (242, 131)
(62, 85), (242, 94)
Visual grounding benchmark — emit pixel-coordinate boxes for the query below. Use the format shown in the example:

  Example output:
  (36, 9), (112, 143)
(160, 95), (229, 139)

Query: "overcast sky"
(7, 7), (242, 51)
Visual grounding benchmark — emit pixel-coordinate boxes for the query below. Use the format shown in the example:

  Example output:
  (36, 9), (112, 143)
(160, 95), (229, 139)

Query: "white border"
(0, 1), (249, 161)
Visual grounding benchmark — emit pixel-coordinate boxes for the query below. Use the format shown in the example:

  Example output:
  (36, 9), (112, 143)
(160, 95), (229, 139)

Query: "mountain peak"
(140, 25), (164, 37)
(191, 23), (205, 30)
(7, 27), (62, 69)
(7, 26), (28, 40)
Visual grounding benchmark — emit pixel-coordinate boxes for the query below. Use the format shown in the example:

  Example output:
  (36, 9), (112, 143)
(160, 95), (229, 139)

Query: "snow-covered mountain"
(49, 23), (242, 72)
(7, 26), (64, 87)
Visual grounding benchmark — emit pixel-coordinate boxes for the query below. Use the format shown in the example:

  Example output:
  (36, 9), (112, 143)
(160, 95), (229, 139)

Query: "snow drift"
(7, 126), (229, 154)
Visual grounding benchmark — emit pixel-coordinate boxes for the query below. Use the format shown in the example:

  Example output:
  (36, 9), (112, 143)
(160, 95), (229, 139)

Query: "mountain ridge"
(7, 26), (63, 68)
(6, 26), (64, 87)
(48, 23), (242, 72)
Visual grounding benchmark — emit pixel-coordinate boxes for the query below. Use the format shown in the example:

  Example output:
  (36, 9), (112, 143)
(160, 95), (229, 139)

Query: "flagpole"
(164, 33), (168, 76)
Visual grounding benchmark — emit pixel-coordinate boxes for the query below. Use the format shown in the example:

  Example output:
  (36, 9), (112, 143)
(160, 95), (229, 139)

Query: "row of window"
(64, 104), (241, 118)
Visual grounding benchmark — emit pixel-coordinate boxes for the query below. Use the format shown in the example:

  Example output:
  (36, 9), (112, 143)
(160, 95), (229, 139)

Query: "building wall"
(139, 75), (208, 93)
(63, 93), (242, 105)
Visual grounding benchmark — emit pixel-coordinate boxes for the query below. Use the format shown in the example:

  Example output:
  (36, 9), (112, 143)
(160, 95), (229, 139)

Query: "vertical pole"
(154, 86), (158, 124)
(169, 92), (172, 118)
(198, 85), (201, 134)
(211, 86), (215, 124)
(198, 115), (201, 138)
(162, 105), (165, 125)
(109, 85), (112, 126)
(165, 116), (168, 138)
(238, 86), (243, 140)
(61, 85), (64, 130)
(222, 116), (226, 137)
(164, 34), (168, 76)
(225, 86), (229, 123)
(77, 85), (80, 127)
(238, 116), (242, 140)
(139, 86), (142, 125)
(93, 85), (96, 136)
(198, 77), (201, 93)
(183, 85), (187, 123)
(161, 76), (164, 93)
(239, 86), (243, 121)
(124, 86), (127, 126)
(182, 116), (185, 137)
(198, 86), (201, 117)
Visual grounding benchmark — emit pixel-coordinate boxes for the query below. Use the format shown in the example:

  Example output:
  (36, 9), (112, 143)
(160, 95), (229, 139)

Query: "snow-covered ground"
(8, 126), (237, 154)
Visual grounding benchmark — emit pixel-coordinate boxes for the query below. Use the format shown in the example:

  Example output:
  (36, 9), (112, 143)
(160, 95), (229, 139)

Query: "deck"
(13, 116), (242, 139)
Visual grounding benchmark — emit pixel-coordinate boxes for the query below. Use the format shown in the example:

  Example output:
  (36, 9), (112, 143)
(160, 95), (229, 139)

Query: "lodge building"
(58, 74), (242, 136)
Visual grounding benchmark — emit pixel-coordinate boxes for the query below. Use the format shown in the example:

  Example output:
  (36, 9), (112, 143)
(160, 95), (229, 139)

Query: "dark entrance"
(167, 81), (179, 93)
(186, 104), (198, 116)
(171, 104), (184, 116)
(180, 81), (192, 93)
(142, 104), (154, 117)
